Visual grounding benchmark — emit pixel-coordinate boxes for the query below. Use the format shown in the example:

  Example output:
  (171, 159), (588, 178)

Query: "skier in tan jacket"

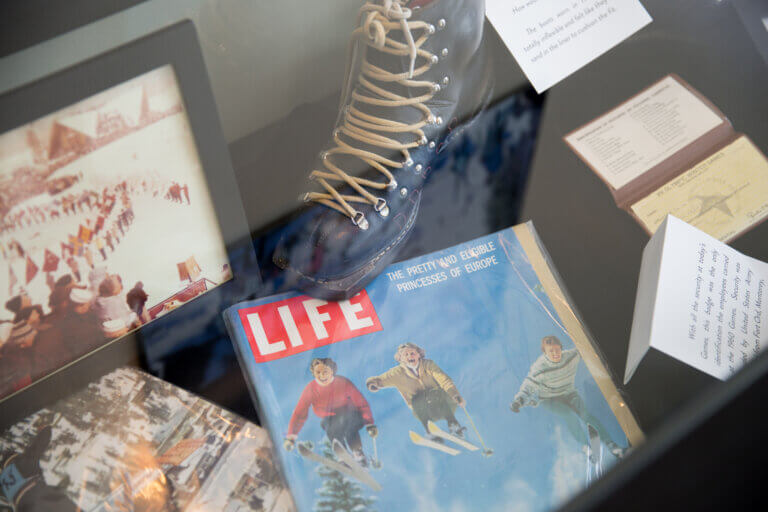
(366, 342), (466, 438)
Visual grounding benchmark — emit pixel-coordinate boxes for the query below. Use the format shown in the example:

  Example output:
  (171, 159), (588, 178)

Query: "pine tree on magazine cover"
(314, 440), (376, 512)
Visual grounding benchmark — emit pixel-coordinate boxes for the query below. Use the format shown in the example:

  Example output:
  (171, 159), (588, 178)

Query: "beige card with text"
(630, 136), (768, 241)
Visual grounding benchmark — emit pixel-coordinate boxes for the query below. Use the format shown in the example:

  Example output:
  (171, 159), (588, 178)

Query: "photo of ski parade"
(0, 65), (231, 400)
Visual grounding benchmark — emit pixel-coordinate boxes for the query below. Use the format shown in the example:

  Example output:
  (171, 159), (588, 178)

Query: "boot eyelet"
(404, 157), (414, 167)
(414, 164), (423, 174)
(431, 84), (441, 93)
(386, 179), (398, 190)
(400, 187), (408, 197)
(375, 198), (390, 217)
(428, 141), (436, 149)
(426, 24), (435, 35)
(352, 212), (369, 230)
(441, 48), (449, 58)
(437, 19), (446, 30)
(442, 76), (450, 86)
(430, 55), (439, 64)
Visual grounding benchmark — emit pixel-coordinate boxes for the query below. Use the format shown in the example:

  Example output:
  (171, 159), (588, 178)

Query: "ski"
(297, 442), (381, 492)
(331, 439), (382, 491)
(409, 430), (460, 456)
(427, 421), (479, 451)
(587, 424), (603, 477)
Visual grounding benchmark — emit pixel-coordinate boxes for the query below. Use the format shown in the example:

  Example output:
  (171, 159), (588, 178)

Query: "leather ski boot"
(274, 0), (493, 299)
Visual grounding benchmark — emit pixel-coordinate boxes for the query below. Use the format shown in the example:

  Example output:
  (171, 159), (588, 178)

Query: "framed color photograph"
(0, 21), (258, 424)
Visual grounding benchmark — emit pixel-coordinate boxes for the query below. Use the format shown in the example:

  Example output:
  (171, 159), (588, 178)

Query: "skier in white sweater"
(509, 335), (626, 459)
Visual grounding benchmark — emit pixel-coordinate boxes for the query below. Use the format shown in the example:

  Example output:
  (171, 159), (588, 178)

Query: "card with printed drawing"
(224, 223), (642, 512)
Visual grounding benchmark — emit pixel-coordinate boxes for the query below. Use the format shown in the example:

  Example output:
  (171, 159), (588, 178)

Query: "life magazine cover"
(224, 223), (642, 512)
(0, 367), (294, 511)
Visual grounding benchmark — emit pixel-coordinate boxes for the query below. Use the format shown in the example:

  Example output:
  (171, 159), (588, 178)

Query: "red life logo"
(238, 291), (382, 363)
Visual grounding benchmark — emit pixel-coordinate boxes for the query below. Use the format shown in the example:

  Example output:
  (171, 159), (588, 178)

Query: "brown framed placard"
(0, 20), (259, 427)
(562, 74), (734, 208)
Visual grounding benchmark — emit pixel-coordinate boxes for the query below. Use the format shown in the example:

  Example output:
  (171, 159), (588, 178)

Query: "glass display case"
(1, 0), (766, 510)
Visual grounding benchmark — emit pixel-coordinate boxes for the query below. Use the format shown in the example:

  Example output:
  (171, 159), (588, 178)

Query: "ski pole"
(371, 436), (382, 470)
(462, 405), (493, 457)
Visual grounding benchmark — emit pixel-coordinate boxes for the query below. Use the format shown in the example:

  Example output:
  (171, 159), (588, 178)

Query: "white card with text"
(625, 215), (768, 383)
(486, 0), (652, 93)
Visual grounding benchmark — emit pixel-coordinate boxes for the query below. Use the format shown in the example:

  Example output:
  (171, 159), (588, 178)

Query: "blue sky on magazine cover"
(229, 227), (629, 512)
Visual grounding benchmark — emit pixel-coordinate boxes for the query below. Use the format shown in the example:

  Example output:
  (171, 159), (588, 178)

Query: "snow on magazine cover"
(225, 225), (635, 512)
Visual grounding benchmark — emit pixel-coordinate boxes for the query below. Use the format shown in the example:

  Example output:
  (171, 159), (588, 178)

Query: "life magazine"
(224, 223), (643, 512)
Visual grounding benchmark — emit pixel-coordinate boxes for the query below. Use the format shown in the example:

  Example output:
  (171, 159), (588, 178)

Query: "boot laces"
(302, 0), (440, 230)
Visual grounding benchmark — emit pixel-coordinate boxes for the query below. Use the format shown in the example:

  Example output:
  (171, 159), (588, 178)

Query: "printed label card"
(626, 215), (768, 382)
(486, 0), (652, 92)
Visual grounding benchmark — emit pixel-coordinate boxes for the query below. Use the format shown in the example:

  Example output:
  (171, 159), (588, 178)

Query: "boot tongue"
(328, 29), (429, 180)
(310, 3), (440, 203)
(355, 43), (427, 135)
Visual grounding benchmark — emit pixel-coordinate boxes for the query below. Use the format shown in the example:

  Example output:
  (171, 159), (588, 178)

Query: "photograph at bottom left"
(0, 64), (233, 399)
(0, 367), (295, 512)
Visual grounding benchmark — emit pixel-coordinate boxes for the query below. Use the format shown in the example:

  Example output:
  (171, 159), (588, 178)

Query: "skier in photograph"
(284, 358), (377, 467)
(126, 281), (149, 324)
(5, 293), (32, 323)
(64, 288), (104, 352)
(96, 236), (107, 261)
(66, 256), (81, 282)
(509, 335), (626, 459)
(366, 343), (467, 439)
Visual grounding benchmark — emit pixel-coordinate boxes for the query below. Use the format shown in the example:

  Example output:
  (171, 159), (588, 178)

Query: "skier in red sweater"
(284, 357), (378, 466)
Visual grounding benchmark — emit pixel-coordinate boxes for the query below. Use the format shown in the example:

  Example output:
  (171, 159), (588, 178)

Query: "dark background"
(0, 0), (147, 58)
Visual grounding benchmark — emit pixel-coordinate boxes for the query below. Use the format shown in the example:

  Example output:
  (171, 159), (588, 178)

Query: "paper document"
(625, 215), (768, 382)
(486, 0), (652, 93)
(630, 136), (768, 241)
(565, 75), (723, 190)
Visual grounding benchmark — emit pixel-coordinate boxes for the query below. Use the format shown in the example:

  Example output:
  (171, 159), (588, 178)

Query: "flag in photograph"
(25, 255), (39, 284)
(177, 256), (201, 283)
(78, 225), (93, 244)
(43, 249), (60, 272)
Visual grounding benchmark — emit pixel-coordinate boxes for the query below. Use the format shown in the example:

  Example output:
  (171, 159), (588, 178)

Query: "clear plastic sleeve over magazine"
(224, 223), (643, 512)
(0, 367), (295, 511)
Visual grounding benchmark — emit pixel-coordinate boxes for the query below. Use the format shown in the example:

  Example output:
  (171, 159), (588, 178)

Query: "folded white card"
(625, 215), (768, 383)
(486, 0), (652, 93)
